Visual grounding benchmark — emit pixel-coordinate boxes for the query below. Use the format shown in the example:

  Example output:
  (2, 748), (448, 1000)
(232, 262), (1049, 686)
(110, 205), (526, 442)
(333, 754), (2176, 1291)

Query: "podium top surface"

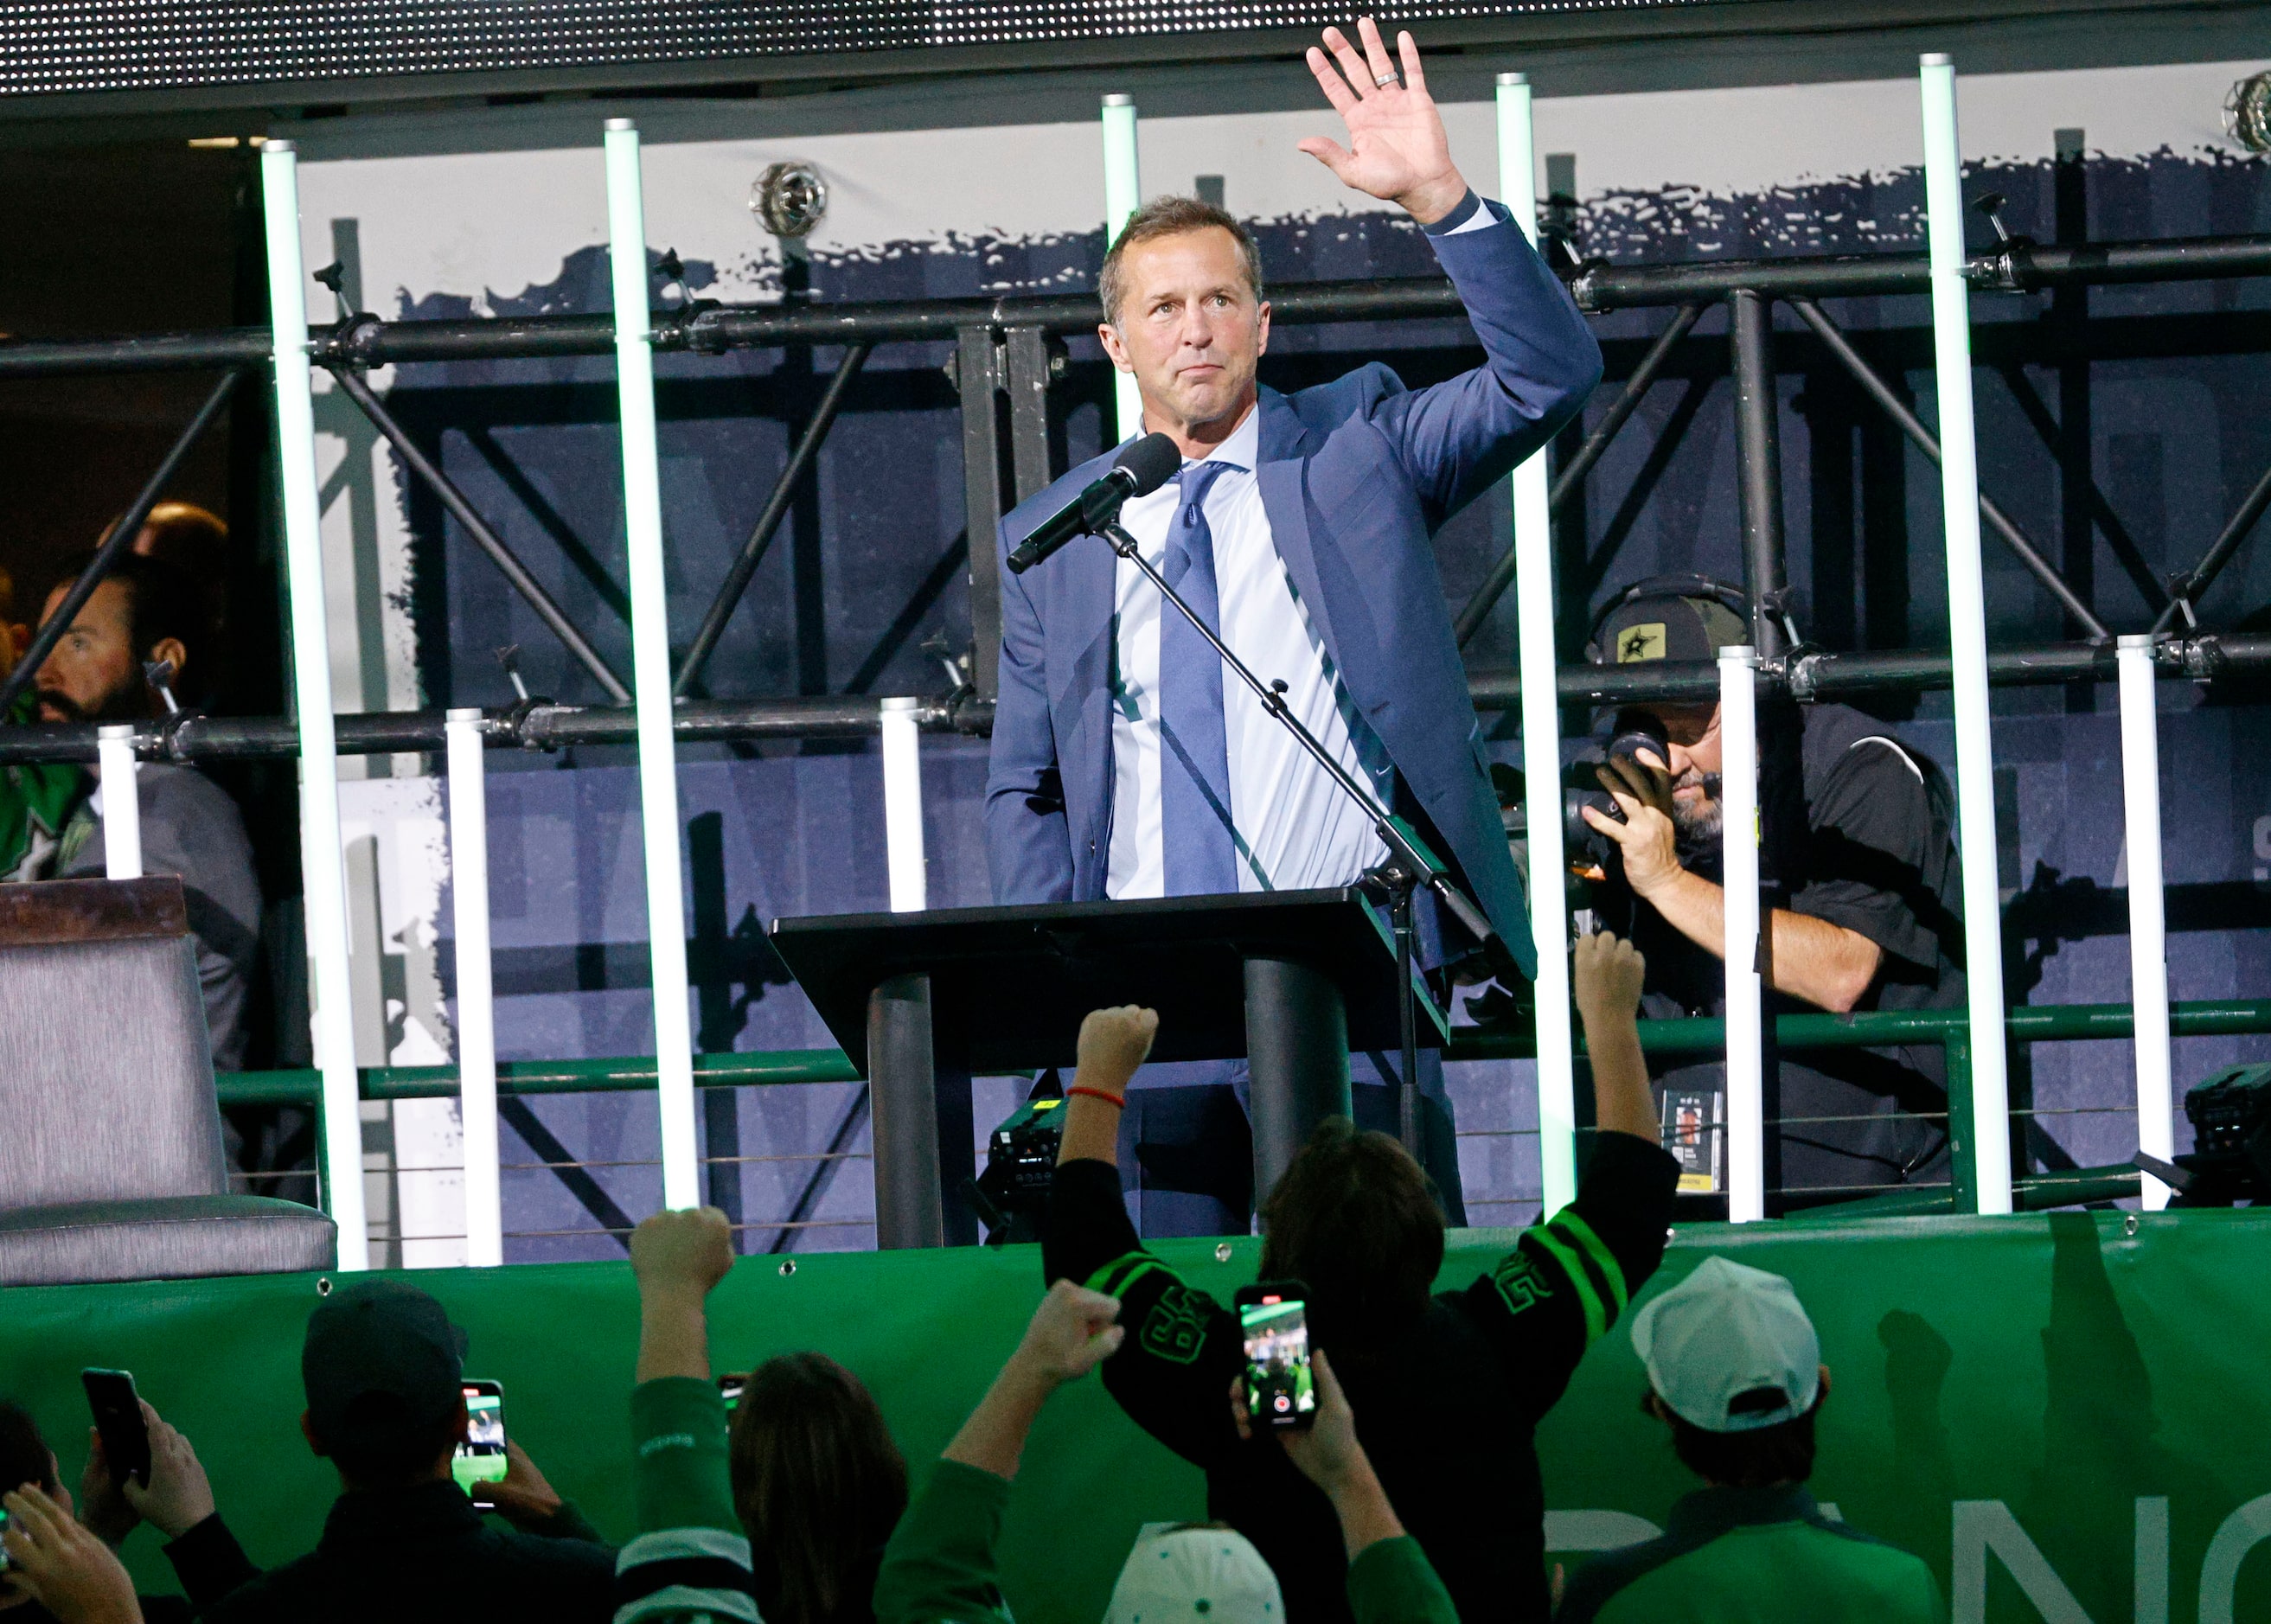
(771, 889), (1433, 1075)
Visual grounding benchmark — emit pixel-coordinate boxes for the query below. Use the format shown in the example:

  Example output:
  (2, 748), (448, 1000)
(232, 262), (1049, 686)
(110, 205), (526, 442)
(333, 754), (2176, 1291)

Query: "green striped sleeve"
(1548, 1208), (1629, 1320)
(1084, 1250), (1165, 1299)
(1526, 1227), (1608, 1346)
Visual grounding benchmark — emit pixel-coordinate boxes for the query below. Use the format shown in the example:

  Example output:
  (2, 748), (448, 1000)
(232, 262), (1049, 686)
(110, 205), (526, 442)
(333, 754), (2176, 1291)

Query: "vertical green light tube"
(1102, 93), (1143, 441)
(260, 139), (370, 1268)
(445, 707), (504, 1265)
(1920, 54), (2012, 1216)
(1497, 72), (1577, 1216)
(603, 118), (701, 1212)
(2117, 634), (2174, 1210)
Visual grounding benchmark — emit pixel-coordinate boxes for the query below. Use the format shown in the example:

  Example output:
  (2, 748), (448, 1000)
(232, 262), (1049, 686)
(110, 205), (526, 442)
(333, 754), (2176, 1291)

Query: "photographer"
(1577, 579), (1964, 1198)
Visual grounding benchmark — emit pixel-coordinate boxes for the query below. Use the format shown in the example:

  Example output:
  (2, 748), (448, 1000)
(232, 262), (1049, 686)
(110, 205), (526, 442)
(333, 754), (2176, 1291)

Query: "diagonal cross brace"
(330, 364), (632, 705)
(675, 341), (873, 697)
(1788, 297), (2111, 643)
(2153, 457), (2271, 633)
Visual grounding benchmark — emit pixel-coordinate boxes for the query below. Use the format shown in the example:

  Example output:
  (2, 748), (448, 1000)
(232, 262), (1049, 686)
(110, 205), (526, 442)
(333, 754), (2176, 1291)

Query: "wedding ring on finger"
(1374, 72), (1399, 88)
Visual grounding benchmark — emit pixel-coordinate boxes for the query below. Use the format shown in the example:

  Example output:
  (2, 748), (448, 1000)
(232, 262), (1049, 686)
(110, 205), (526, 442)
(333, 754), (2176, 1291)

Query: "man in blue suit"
(986, 18), (1602, 1235)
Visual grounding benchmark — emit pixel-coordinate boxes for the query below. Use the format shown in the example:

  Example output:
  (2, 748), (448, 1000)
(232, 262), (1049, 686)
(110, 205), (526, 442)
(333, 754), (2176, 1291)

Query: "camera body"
(965, 1092), (1066, 1244)
(1497, 710), (1671, 885)
(2173, 1064), (2271, 1206)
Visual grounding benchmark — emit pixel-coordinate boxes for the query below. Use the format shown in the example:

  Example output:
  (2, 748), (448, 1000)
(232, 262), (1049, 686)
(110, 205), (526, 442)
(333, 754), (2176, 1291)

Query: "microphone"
(1005, 432), (1181, 575)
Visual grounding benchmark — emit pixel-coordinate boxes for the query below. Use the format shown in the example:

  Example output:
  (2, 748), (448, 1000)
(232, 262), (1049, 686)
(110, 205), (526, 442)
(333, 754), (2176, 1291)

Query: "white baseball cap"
(1104, 1526), (1283, 1624)
(1629, 1256), (1822, 1433)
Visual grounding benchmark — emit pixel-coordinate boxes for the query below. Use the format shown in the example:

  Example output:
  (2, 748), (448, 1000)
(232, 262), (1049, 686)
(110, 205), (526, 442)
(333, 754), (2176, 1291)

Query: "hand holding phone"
(1234, 1283), (1316, 1431)
(452, 1382), (509, 1498)
(80, 1371), (149, 1490)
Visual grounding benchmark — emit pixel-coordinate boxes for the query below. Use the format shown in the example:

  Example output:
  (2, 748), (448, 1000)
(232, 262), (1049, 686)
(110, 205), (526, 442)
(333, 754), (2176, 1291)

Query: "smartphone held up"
(82, 1368), (150, 1487)
(453, 1380), (508, 1496)
(1235, 1282), (1316, 1430)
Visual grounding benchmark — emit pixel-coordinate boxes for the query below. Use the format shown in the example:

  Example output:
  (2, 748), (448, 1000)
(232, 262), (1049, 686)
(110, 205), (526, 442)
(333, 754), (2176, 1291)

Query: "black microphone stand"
(1097, 520), (1523, 1158)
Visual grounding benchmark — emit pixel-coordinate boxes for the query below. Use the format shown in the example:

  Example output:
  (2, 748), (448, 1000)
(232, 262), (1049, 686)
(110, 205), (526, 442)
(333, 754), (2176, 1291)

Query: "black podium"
(770, 889), (1444, 1249)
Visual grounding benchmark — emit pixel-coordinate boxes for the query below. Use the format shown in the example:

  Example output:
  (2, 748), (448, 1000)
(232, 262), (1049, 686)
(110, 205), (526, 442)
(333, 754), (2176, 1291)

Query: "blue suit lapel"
(1039, 445), (1123, 889)
(1047, 518), (1116, 712)
(1254, 390), (1341, 673)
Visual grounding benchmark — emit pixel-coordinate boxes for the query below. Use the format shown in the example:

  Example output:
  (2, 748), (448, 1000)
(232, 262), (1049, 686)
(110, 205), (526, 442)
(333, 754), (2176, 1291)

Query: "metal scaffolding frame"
(4, 60), (2269, 1252)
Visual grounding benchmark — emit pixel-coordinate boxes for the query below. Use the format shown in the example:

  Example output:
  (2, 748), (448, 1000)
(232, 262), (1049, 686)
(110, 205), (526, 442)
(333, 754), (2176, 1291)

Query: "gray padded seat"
(0, 877), (336, 1285)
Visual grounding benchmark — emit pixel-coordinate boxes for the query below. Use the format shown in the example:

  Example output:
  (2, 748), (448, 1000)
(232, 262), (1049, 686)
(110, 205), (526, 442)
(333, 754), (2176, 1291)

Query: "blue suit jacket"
(983, 201), (1602, 978)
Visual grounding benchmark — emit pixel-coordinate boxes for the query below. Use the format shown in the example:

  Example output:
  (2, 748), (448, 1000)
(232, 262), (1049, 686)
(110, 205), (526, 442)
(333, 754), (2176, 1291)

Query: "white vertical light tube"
(1102, 93), (1144, 441)
(1920, 54), (2013, 1215)
(1497, 72), (1578, 1214)
(880, 697), (929, 912)
(262, 140), (370, 1267)
(1718, 647), (1766, 1223)
(604, 118), (700, 1212)
(2116, 636), (2174, 1209)
(445, 709), (504, 1264)
(96, 726), (142, 880)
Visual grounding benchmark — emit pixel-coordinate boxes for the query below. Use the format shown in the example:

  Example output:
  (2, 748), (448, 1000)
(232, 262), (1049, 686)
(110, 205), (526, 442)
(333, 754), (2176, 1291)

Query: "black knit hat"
(302, 1282), (468, 1458)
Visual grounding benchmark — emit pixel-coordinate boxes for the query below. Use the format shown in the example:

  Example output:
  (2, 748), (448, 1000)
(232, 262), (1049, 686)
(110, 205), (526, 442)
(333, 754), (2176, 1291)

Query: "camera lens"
(1607, 709), (1669, 768)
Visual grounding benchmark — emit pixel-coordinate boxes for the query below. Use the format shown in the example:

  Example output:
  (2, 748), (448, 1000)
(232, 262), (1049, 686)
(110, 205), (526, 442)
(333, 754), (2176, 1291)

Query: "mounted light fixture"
(2227, 71), (2271, 153)
(751, 160), (828, 237)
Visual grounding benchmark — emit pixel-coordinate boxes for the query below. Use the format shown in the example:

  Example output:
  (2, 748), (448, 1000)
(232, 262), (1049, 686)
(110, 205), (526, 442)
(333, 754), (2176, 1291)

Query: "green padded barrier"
(2, 1212), (2266, 1623)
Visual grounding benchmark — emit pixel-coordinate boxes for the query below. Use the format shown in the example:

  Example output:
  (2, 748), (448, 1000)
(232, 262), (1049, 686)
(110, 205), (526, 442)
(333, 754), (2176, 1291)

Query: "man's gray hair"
(1098, 196), (1266, 328)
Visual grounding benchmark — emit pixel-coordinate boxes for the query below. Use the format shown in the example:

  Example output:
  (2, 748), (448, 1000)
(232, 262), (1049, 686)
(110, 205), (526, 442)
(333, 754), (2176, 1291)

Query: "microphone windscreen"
(1114, 432), (1183, 498)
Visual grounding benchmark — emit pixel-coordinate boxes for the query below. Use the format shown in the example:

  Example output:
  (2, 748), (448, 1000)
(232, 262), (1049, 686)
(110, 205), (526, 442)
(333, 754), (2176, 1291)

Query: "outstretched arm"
(1571, 931), (1655, 1144)
(1054, 1004), (1158, 1167)
(625, 1207), (742, 1537)
(1042, 1006), (1245, 1472)
(630, 1205), (734, 1383)
(1296, 20), (1468, 225)
(1452, 931), (1678, 1421)
(1298, 20), (1600, 521)
(944, 1281), (1126, 1480)
(874, 1285), (1123, 1624)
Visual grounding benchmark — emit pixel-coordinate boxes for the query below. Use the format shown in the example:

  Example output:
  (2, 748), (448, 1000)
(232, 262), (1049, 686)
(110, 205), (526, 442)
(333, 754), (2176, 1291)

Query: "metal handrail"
(215, 996), (2271, 1104)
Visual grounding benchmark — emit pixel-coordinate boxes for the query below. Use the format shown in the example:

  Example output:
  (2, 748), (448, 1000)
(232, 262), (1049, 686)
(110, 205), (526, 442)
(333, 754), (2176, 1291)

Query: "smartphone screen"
(717, 1374), (746, 1413)
(1238, 1289), (1315, 1430)
(452, 1381), (508, 1494)
(81, 1369), (150, 1488)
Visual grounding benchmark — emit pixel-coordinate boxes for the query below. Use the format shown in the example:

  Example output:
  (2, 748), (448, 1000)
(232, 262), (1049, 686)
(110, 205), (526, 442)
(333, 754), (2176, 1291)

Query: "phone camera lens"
(316, 1276), (333, 1297)
(1214, 1243), (1233, 1263)
(778, 1260), (796, 1277)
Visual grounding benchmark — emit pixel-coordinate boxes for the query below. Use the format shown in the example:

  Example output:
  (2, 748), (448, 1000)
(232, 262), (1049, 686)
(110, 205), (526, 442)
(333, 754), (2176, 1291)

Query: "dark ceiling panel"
(0, 0), (1730, 98)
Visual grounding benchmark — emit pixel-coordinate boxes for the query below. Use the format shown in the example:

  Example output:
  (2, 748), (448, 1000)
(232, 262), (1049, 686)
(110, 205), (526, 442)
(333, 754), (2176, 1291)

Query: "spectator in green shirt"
(1555, 1257), (1942, 1624)
(618, 1206), (912, 1624)
(617, 1205), (757, 1624)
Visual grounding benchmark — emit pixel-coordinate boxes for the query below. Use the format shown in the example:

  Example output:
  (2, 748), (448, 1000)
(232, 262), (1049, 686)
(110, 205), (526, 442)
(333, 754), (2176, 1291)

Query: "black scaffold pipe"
(4, 233), (2269, 379)
(5, 635), (2268, 767)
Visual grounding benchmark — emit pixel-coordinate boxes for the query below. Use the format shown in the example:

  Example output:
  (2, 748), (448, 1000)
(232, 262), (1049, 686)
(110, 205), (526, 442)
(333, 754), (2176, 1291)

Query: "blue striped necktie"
(1158, 459), (1239, 895)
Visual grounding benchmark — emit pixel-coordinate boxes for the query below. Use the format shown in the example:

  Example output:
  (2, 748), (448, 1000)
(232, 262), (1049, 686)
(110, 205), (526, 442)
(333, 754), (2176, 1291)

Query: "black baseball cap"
(302, 1282), (469, 1456)
(1592, 588), (1747, 668)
